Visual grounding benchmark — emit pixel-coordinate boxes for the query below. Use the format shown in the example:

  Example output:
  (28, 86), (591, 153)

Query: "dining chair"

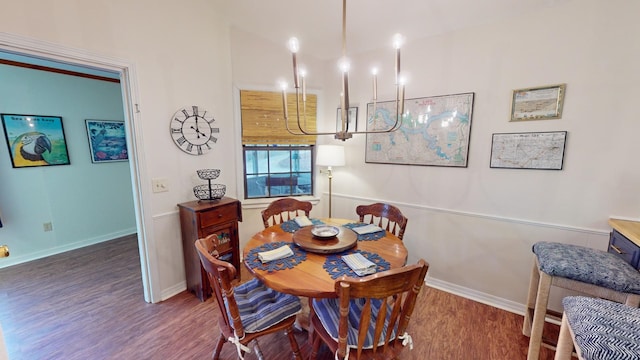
(554, 296), (640, 360)
(523, 241), (640, 360)
(195, 234), (303, 360)
(356, 202), (408, 240)
(309, 259), (429, 360)
(261, 198), (312, 228)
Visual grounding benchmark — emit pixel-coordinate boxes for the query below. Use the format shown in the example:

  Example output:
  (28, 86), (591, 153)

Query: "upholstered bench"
(523, 241), (640, 360)
(554, 296), (640, 360)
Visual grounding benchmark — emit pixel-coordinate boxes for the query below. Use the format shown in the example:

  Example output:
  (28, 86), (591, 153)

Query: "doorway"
(0, 33), (152, 302)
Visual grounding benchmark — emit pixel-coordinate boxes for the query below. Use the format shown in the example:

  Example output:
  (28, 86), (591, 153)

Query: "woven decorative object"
(245, 242), (307, 272)
(193, 168), (225, 200)
(193, 184), (226, 200)
(196, 168), (220, 180)
(342, 223), (386, 241)
(280, 218), (324, 233)
(323, 249), (390, 279)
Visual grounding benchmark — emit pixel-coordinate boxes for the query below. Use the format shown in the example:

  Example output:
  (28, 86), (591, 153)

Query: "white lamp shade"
(316, 145), (345, 167)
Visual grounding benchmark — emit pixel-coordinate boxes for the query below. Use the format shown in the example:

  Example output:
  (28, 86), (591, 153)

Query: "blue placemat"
(245, 241), (307, 272)
(280, 218), (324, 233)
(323, 249), (391, 279)
(342, 223), (386, 241)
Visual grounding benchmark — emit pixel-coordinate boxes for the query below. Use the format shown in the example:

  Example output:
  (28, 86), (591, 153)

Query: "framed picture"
(1, 114), (70, 168)
(336, 107), (358, 132)
(85, 120), (128, 163)
(490, 131), (567, 170)
(510, 84), (566, 121)
(365, 92), (475, 167)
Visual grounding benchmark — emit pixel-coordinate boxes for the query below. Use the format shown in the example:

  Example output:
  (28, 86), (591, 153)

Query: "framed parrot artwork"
(1, 114), (71, 168)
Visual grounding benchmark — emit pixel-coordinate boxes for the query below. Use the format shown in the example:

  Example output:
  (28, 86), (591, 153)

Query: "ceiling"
(219, 0), (571, 60)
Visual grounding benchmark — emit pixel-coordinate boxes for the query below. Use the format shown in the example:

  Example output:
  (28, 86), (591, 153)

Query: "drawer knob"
(610, 244), (625, 254)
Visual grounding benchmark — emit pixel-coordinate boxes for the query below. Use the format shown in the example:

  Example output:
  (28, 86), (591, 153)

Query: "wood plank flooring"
(0, 236), (558, 359)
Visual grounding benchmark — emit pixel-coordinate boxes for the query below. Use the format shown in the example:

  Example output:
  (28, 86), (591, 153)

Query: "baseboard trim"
(426, 276), (525, 316)
(161, 281), (187, 301)
(0, 228), (137, 269)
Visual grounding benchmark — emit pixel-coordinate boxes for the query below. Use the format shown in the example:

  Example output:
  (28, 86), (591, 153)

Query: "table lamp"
(316, 145), (345, 218)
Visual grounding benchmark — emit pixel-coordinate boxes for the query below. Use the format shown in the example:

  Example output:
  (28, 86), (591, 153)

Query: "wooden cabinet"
(178, 197), (242, 301)
(608, 219), (640, 270)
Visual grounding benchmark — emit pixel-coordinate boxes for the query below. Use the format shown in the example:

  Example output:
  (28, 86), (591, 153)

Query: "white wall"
(230, 0), (640, 313)
(1, 0), (235, 302)
(1, 0), (638, 311)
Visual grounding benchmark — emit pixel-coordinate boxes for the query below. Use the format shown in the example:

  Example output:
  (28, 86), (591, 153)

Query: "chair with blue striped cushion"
(523, 242), (640, 360)
(555, 296), (640, 360)
(310, 259), (428, 360)
(195, 235), (302, 360)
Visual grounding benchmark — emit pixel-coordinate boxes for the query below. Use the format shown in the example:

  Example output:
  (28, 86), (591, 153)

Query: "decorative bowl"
(311, 225), (340, 239)
(193, 184), (226, 200)
(196, 169), (221, 180)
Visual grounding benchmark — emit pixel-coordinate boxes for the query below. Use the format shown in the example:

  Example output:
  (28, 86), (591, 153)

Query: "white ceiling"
(220, 0), (571, 60)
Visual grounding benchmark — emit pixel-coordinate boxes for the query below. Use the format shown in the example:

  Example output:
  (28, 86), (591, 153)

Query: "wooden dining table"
(242, 218), (408, 299)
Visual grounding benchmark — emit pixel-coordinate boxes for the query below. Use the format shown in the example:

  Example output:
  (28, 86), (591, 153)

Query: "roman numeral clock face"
(170, 105), (219, 155)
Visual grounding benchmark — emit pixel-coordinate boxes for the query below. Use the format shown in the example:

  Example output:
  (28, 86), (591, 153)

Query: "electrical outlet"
(152, 178), (169, 193)
(43, 222), (53, 232)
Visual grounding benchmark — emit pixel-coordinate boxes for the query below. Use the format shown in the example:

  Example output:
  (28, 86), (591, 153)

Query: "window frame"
(242, 144), (315, 200)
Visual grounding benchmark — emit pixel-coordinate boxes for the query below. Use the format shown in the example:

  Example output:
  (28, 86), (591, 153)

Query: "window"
(244, 144), (313, 199)
(240, 89), (318, 200)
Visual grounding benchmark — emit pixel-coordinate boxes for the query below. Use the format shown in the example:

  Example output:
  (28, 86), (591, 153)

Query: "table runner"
(323, 249), (390, 279)
(279, 218), (324, 233)
(245, 241), (307, 272)
(342, 223), (386, 241)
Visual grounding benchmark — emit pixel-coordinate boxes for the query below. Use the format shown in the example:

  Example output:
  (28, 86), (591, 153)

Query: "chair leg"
(251, 338), (264, 360)
(527, 270), (552, 360)
(310, 330), (322, 360)
(523, 258), (540, 337)
(285, 326), (302, 360)
(554, 313), (574, 360)
(212, 333), (226, 360)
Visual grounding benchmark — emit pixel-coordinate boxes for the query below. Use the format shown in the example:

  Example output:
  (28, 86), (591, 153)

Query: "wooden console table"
(608, 218), (640, 270)
(178, 197), (242, 301)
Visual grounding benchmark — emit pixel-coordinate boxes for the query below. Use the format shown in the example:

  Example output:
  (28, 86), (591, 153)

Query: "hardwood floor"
(0, 236), (558, 359)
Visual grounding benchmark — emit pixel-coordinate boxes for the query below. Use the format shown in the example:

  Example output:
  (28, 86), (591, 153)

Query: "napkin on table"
(342, 253), (377, 276)
(352, 224), (384, 235)
(294, 216), (313, 227)
(257, 245), (294, 263)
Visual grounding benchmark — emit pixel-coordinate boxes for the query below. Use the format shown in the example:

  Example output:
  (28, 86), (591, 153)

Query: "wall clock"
(170, 105), (219, 155)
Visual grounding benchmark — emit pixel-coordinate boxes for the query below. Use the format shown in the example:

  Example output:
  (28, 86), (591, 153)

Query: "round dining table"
(242, 218), (408, 299)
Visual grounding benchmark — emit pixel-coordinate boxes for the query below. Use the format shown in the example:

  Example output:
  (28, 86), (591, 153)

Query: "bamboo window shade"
(240, 90), (317, 145)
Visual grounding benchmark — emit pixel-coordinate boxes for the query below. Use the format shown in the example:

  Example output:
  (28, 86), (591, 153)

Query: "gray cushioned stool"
(523, 242), (640, 360)
(554, 296), (640, 360)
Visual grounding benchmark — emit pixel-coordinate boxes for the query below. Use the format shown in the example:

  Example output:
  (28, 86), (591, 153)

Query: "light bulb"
(339, 58), (350, 72)
(279, 81), (287, 90)
(393, 34), (404, 49)
(288, 37), (300, 53)
(371, 67), (378, 76)
(299, 67), (307, 78)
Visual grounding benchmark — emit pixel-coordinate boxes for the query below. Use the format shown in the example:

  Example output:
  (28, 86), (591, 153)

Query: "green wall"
(0, 64), (136, 267)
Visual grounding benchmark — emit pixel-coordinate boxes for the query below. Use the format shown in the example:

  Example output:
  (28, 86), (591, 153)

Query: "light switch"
(152, 178), (169, 193)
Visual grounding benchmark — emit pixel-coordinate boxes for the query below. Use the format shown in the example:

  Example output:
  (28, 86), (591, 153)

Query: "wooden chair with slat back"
(195, 234), (303, 360)
(310, 259), (429, 360)
(261, 198), (313, 228)
(356, 203), (408, 240)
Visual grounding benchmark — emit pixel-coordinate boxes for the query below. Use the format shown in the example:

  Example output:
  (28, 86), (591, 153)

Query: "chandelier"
(280, 0), (406, 141)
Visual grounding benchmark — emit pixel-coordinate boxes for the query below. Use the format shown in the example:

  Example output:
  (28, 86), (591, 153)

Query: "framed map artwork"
(489, 131), (567, 170)
(510, 84), (566, 121)
(365, 92), (474, 167)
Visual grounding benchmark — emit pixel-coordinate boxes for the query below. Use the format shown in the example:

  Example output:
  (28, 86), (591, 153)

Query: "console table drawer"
(199, 202), (239, 228)
(608, 230), (640, 269)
